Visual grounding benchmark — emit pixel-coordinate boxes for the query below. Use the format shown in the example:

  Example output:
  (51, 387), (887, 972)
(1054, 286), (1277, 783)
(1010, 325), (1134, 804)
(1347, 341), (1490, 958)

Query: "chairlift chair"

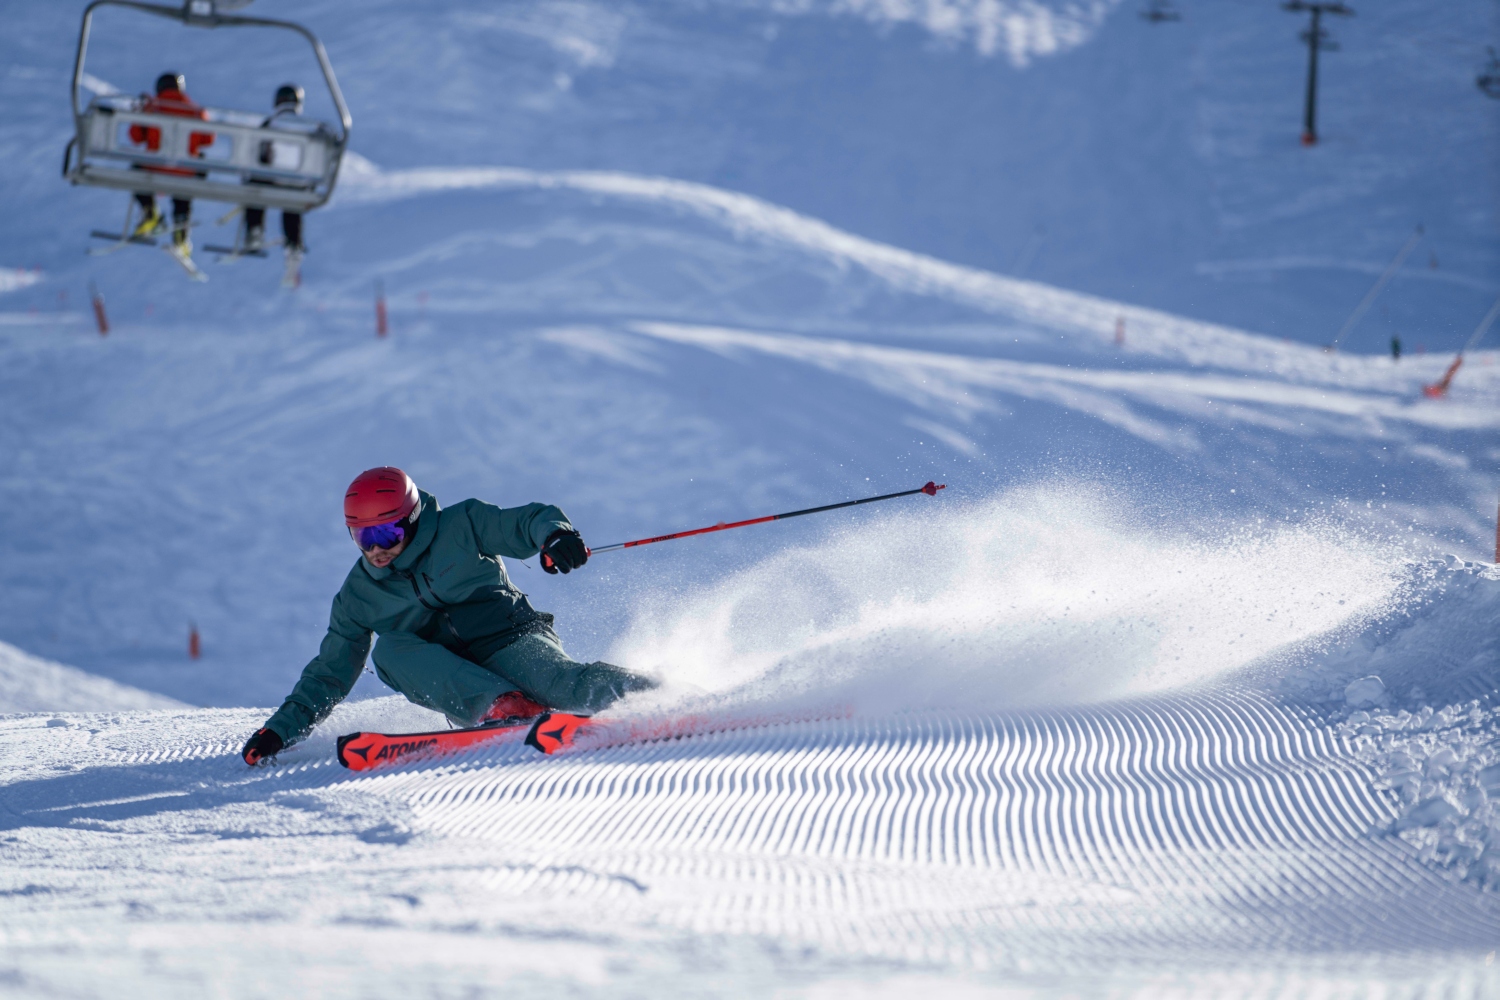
(1140, 0), (1181, 23)
(1479, 47), (1500, 99)
(62, 0), (353, 215)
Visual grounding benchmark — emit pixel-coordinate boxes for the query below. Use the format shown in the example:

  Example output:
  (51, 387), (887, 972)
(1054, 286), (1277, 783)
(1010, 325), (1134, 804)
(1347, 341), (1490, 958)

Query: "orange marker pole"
(375, 280), (388, 338)
(1424, 293), (1500, 398)
(89, 281), (109, 336)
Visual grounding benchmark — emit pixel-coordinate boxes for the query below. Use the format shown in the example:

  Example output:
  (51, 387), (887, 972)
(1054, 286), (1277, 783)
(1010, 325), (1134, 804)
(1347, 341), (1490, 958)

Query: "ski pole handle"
(540, 547), (593, 571)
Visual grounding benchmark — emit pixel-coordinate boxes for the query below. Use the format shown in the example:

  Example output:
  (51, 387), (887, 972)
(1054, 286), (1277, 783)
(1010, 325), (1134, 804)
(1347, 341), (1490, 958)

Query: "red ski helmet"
(344, 467), (420, 527)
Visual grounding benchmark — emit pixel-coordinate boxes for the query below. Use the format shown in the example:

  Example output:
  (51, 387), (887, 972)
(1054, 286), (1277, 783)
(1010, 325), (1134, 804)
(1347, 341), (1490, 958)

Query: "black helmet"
(274, 83), (304, 112)
(155, 72), (185, 95)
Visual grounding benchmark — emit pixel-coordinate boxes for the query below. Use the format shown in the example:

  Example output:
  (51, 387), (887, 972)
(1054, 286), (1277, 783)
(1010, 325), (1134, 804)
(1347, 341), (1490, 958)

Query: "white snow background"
(0, 0), (1497, 996)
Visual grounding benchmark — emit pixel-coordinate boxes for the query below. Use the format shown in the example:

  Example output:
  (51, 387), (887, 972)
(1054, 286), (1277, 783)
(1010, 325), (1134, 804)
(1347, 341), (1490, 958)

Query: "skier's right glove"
(540, 529), (589, 574)
(242, 727), (283, 766)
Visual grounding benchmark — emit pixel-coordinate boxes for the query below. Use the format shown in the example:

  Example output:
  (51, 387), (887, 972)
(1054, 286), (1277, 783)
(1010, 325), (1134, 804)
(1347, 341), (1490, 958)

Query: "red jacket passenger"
(130, 87), (214, 175)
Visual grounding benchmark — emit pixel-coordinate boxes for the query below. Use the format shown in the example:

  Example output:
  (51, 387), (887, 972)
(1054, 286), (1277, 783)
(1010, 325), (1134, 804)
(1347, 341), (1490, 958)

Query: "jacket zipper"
(401, 569), (467, 647)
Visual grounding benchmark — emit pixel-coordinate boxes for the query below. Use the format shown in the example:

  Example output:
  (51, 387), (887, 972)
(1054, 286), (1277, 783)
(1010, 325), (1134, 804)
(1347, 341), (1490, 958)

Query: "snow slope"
(0, 640), (183, 713)
(0, 0), (1498, 996)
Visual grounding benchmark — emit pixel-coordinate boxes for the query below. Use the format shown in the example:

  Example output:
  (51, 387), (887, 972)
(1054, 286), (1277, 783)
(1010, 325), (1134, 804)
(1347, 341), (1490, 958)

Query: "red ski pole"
(542, 482), (946, 568)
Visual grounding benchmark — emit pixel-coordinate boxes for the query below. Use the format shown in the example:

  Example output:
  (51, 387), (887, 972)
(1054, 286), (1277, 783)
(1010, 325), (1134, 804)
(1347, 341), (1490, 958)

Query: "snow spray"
(611, 485), (1410, 717)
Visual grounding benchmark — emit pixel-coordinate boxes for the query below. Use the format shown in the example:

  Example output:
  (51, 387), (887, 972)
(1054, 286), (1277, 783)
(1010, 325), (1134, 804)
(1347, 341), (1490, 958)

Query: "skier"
(128, 71), (214, 258)
(243, 83), (309, 278)
(241, 468), (656, 765)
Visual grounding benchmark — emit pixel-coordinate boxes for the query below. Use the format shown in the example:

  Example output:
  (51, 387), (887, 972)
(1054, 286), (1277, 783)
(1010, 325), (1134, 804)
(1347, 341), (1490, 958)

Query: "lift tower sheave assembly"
(63, 0), (352, 213)
(1282, 1), (1352, 146)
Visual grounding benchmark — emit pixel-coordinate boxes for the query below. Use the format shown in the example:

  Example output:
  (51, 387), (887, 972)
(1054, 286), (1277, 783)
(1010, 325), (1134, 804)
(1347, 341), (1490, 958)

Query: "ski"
(166, 241), (209, 282)
(204, 244), (269, 260)
(88, 229), (159, 256)
(281, 247), (304, 289)
(336, 712), (592, 771)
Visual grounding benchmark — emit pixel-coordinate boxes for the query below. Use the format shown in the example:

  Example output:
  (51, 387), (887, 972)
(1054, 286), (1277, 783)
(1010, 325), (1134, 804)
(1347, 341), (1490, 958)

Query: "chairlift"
(62, 0), (353, 216)
(1140, 0), (1181, 23)
(1479, 47), (1500, 100)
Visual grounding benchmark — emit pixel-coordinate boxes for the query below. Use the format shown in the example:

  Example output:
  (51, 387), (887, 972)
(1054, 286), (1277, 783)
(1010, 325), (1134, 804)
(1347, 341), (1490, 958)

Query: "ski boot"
(167, 226), (207, 282)
(481, 690), (550, 727)
(132, 206), (166, 239)
(244, 224), (265, 254)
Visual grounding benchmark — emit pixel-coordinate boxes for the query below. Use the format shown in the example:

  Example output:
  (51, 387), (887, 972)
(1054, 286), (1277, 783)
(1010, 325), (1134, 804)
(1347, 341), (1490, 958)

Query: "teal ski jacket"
(264, 490), (574, 743)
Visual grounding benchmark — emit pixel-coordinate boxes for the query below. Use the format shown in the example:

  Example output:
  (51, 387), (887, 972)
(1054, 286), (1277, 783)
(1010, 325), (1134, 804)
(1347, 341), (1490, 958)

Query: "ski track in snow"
(5, 686), (1499, 995)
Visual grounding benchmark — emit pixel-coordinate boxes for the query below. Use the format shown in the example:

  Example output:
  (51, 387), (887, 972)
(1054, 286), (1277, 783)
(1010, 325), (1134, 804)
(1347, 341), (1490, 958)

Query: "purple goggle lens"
(354, 522), (405, 550)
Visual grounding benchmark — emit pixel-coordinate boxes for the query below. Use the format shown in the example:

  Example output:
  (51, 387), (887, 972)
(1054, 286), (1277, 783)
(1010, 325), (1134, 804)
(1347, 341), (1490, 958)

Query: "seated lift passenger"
(129, 71), (214, 255)
(243, 83), (309, 261)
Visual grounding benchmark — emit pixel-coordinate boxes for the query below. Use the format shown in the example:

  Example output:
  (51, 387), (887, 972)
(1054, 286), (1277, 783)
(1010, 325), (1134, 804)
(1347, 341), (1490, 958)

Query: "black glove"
(242, 727), (283, 766)
(541, 529), (589, 574)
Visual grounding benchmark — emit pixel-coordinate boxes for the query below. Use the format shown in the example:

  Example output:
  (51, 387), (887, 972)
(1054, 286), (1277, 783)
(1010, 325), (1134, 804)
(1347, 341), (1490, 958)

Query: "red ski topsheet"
(337, 713), (591, 771)
(337, 721), (526, 771)
(336, 707), (850, 772)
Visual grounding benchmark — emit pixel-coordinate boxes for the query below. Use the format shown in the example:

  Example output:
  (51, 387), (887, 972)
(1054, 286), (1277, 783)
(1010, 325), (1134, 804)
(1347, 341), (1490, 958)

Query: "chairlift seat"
(65, 0), (353, 215)
(68, 97), (337, 210)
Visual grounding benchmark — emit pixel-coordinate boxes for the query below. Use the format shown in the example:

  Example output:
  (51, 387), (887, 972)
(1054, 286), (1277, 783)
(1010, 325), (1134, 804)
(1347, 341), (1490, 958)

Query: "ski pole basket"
(64, 0), (353, 212)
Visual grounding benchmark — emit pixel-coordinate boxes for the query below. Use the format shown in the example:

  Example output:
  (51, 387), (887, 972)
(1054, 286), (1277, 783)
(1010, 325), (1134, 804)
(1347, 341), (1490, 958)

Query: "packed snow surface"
(1, 0), (1498, 996)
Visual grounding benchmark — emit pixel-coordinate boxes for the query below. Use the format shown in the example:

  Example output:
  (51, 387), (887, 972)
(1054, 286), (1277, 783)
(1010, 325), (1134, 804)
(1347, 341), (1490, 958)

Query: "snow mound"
(0, 640), (184, 713)
(774, 0), (1124, 66)
(0, 267), (41, 295)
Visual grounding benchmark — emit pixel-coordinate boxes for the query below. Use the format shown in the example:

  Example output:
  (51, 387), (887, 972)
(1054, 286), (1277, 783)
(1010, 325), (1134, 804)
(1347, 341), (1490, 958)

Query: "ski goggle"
(352, 521), (405, 550)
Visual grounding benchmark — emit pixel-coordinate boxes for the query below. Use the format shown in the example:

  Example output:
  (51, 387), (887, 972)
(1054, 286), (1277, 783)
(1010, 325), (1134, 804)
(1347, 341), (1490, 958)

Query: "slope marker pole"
(89, 281), (109, 336)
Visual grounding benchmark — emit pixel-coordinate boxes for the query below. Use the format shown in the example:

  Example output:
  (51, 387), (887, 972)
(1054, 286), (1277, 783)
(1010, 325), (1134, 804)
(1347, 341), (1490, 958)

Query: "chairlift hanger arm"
(71, 0), (351, 145)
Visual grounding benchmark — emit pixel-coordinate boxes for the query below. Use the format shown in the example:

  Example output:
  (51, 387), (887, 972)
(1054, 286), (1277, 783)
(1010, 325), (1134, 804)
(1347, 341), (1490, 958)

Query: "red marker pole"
(1424, 292), (1500, 398)
(542, 482), (946, 569)
(375, 280), (388, 338)
(89, 281), (109, 336)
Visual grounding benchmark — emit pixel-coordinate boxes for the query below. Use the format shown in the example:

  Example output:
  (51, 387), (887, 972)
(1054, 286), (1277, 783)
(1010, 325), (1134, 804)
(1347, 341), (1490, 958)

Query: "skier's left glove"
(242, 727), (283, 766)
(541, 529), (589, 574)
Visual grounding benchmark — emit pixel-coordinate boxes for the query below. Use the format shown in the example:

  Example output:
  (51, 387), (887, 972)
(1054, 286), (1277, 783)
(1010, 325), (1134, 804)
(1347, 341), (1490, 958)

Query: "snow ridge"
(765, 0), (1124, 66)
(334, 159), (1308, 370)
(0, 640), (184, 714)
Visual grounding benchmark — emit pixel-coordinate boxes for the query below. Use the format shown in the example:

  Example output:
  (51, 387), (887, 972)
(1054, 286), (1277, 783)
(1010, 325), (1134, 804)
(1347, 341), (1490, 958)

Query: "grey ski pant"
(371, 630), (646, 727)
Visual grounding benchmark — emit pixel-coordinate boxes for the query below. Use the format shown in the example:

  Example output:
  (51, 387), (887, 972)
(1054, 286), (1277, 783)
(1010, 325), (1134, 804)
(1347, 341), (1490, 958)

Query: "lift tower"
(1282, 1), (1352, 145)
